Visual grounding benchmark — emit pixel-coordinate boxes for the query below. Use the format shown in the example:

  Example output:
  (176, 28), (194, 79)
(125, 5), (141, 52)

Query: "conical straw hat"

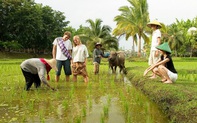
(147, 20), (162, 29)
(156, 42), (171, 54)
(45, 59), (58, 71)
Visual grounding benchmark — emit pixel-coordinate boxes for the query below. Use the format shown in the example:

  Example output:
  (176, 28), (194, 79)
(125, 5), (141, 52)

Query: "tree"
(0, 0), (69, 53)
(81, 19), (118, 54)
(113, 0), (149, 57)
(39, 5), (70, 52)
(168, 24), (184, 56)
(187, 27), (197, 57)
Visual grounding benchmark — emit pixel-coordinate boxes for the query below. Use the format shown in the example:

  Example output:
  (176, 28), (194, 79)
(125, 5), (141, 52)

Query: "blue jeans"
(56, 59), (71, 76)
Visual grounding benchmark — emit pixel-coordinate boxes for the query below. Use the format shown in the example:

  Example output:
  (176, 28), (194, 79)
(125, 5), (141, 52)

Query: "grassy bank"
(126, 57), (197, 123)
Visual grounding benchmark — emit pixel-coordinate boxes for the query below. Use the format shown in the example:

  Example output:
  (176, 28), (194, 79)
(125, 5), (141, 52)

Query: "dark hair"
(156, 25), (160, 29)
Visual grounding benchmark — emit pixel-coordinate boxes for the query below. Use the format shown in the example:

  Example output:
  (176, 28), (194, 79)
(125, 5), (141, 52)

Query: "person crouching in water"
(20, 58), (57, 90)
(143, 42), (178, 84)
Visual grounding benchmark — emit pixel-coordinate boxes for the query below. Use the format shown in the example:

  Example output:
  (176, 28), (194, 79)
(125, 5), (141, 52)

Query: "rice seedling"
(126, 115), (131, 123)
(39, 109), (45, 123)
(100, 113), (105, 123)
(123, 101), (129, 116)
(75, 115), (82, 123)
(82, 106), (87, 117)
(28, 99), (35, 111)
(87, 95), (92, 109)
(107, 94), (111, 106)
(69, 84), (75, 99)
(62, 99), (69, 110)
(103, 105), (109, 118)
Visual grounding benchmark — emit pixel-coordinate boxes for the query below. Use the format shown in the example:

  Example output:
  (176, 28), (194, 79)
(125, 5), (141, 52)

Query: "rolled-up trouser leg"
(96, 63), (99, 73)
(94, 62), (99, 74)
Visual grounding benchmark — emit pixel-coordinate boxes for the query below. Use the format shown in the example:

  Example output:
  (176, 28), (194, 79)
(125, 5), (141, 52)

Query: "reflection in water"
(0, 70), (169, 123)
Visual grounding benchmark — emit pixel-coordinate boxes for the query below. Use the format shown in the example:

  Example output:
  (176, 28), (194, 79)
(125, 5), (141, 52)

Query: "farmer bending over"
(20, 58), (57, 90)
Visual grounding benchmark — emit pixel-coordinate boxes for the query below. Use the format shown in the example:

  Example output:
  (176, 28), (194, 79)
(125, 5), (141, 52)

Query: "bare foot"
(147, 73), (154, 77)
(149, 76), (157, 79)
(161, 79), (167, 82)
(84, 77), (89, 83)
(164, 80), (173, 84)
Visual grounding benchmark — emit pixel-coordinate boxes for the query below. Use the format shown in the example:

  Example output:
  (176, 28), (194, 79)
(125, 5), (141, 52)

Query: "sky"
(34, 0), (197, 50)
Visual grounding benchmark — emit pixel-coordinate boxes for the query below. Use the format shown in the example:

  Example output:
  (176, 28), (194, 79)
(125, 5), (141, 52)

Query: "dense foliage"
(0, 0), (69, 53)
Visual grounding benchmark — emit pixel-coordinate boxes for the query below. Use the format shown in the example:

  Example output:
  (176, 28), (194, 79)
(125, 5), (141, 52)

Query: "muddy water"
(0, 71), (169, 123)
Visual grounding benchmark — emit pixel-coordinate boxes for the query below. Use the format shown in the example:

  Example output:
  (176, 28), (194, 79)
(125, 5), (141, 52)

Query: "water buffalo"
(108, 51), (127, 74)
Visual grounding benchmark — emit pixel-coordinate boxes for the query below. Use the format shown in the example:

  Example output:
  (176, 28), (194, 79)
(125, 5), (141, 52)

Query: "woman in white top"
(147, 20), (162, 79)
(71, 35), (89, 82)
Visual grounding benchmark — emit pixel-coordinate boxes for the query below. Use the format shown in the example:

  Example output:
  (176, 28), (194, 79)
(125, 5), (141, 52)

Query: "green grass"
(125, 57), (197, 123)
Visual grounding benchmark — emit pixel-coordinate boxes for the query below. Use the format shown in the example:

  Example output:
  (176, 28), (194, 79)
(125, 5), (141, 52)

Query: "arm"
(84, 58), (88, 66)
(52, 45), (57, 59)
(157, 37), (161, 45)
(93, 49), (101, 58)
(68, 41), (72, 58)
(93, 49), (96, 57)
(143, 58), (169, 76)
(84, 46), (89, 65)
(68, 50), (72, 55)
(38, 69), (55, 90)
(155, 37), (161, 57)
(45, 82), (55, 90)
(68, 49), (72, 60)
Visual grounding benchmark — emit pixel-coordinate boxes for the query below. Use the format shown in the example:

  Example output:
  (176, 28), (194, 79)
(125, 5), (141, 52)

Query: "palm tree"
(160, 23), (183, 57)
(187, 27), (197, 57)
(80, 19), (118, 53)
(167, 24), (184, 56)
(113, 0), (149, 57)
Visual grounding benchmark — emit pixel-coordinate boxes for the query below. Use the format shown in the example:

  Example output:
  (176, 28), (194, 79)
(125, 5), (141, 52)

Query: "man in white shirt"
(52, 31), (72, 82)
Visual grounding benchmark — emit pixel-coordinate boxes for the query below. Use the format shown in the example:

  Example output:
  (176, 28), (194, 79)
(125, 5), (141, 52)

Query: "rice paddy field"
(0, 55), (196, 123)
(0, 58), (169, 123)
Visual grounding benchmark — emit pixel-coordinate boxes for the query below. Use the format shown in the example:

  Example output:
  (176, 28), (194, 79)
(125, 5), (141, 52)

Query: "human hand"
(155, 50), (159, 57)
(143, 69), (149, 76)
(83, 62), (86, 66)
(51, 87), (56, 91)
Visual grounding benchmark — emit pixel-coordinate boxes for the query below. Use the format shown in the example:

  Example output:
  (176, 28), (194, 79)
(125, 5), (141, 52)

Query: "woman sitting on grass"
(143, 42), (178, 84)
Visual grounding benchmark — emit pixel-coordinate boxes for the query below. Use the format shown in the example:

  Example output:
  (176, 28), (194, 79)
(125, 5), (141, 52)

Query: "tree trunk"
(132, 39), (135, 52)
(175, 47), (178, 57)
(137, 36), (141, 57)
(190, 48), (193, 57)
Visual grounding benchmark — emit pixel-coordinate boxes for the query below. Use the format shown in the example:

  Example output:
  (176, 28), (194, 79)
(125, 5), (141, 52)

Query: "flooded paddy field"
(0, 60), (169, 123)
